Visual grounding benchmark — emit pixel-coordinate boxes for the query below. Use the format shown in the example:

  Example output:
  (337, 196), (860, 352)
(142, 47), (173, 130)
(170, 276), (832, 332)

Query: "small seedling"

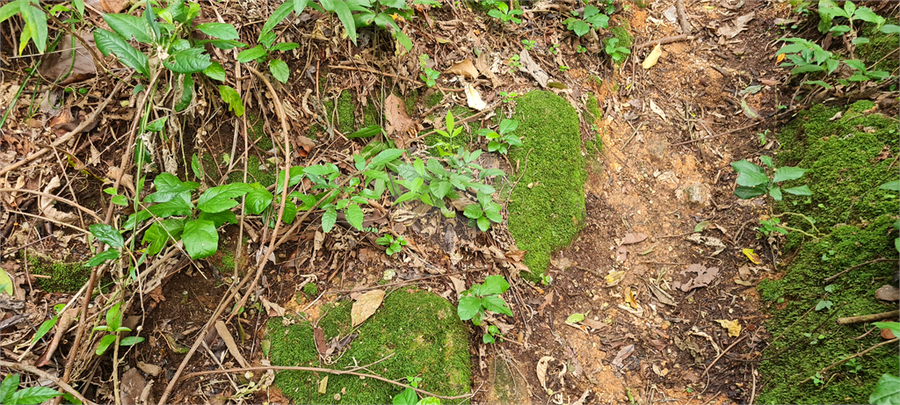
(757, 129), (769, 146)
(758, 217), (789, 237)
(563, 4), (610, 37)
(576, 45), (587, 53)
(475, 119), (522, 155)
(604, 37), (631, 65)
(376, 233), (407, 256)
(731, 157), (812, 201)
(392, 376), (440, 405)
(487, 2), (522, 24)
(434, 110), (464, 156)
(419, 54), (440, 88)
(457, 275), (512, 327)
(499, 91), (519, 102)
(522, 39), (536, 50)
(0, 374), (66, 405)
(548, 43), (560, 54)
(507, 54), (522, 74)
(559, 65), (570, 72)
(463, 192), (503, 232)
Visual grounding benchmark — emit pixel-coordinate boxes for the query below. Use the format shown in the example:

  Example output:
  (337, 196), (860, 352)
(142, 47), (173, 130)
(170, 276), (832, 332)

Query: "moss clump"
(363, 100), (381, 128)
(507, 91), (586, 277)
(855, 23), (899, 73)
(337, 90), (356, 134)
(425, 91), (443, 109)
(756, 216), (898, 404)
(27, 256), (89, 293)
(302, 282), (318, 297)
(228, 155), (275, 187)
(267, 288), (471, 404)
(774, 101), (898, 231)
(247, 113), (273, 151)
(610, 25), (633, 48)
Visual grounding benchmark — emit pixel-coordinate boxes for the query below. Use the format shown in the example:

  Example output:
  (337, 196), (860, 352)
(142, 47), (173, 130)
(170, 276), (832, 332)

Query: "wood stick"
(837, 310), (899, 325)
(799, 338), (898, 385)
(824, 257), (895, 283)
(634, 34), (690, 50)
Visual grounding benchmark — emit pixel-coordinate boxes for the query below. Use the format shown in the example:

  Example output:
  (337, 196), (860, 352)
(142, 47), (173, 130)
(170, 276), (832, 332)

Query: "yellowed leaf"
(624, 286), (638, 309)
(464, 84), (487, 111)
(742, 248), (761, 264)
(605, 270), (625, 287)
(716, 319), (742, 337)
(776, 53), (785, 64)
(642, 44), (662, 69)
(351, 289), (385, 327)
(317, 376), (328, 394)
(445, 59), (479, 79)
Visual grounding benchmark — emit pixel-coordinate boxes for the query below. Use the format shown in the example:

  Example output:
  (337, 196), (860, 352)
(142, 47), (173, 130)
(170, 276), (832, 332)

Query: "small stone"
(875, 284), (899, 302)
(676, 182), (712, 208)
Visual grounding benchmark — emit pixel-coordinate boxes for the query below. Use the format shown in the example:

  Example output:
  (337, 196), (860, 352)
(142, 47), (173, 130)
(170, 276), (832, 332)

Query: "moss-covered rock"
(27, 255), (89, 293)
(267, 288), (471, 404)
(507, 91), (586, 277)
(337, 90), (356, 134)
(775, 100), (898, 233)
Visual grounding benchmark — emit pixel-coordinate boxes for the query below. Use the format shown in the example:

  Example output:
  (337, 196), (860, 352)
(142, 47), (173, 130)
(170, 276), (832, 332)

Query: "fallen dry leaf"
(518, 49), (549, 88)
(605, 270), (625, 287)
(384, 94), (415, 148)
(465, 83), (487, 111)
(716, 319), (742, 337)
(622, 233), (649, 245)
(673, 263), (720, 292)
(686, 233), (726, 255)
(611, 344), (634, 369)
(648, 283), (677, 306)
(742, 248), (761, 264)
(215, 321), (250, 368)
(875, 285), (900, 301)
(351, 289), (385, 327)
(648, 99), (667, 121)
(624, 286), (638, 309)
(615, 246), (628, 263)
(536, 356), (554, 393)
(642, 44), (662, 69)
(445, 59), (479, 79)
(717, 12), (755, 39)
(40, 176), (78, 224)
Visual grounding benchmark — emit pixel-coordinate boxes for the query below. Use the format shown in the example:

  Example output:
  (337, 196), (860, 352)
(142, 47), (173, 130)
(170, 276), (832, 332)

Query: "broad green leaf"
(874, 322), (900, 339)
(731, 159), (764, 174)
(269, 58), (289, 83)
(203, 61), (226, 81)
(734, 186), (767, 199)
(463, 204), (483, 219)
(93, 29), (150, 77)
(371, 149), (405, 167)
(482, 275), (510, 294)
(842, 59), (866, 72)
(476, 216), (490, 231)
(85, 249), (120, 267)
(32, 317), (57, 344)
(783, 185), (813, 196)
(870, 373), (900, 405)
(320, 0), (357, 43)
(880, 180), (900, 191)
(196, 22), (239, 40)
(271, 42), (301, 52)
(345, 203), (364, 230)
(245, 185), (274, 215)
(880, 24), (900, 34)
(815, 299), (833, 311)
(142, 219), (185, 255)
(321, 208), (337, 232)
(481, 295), (512, 316)
(282, 200), (298, 224)
(791, 64), (826, 75)
(146, 173), (198, 203)
(566, 313), (585, 323)
(0, 1), (21, 24)
(568, 20), (590, 37)
(103, 13), (153, 43)
(393, 388), (417, 405)
(772, 166), (807, 183)
(9, 386), (63, 405)
(198, 210), (238, 228)
(145, 116), (167, 132)
(769, 186), (783, 201)
(292, 0), (309, 14)
(736, 171), (769, 187)
(276, 166), (306, 193)
(0, 268), (12, 296)
(175, 73), (194, 112)
(106, 302), (121, 331)
(183, 219), (218, 259)
(348, 125), (382, 138)
(260, 0), (294, 38)
(198, 38), (247, 50)
(484, 205), (502, 223)
(304, 164), (338, 176)
(164, 47), (211, 73)
(19, 0), (48, 53)
(237, 45), (267, 63)
(479, 168), (506, 179)
(430, 180), (452, 200)
(853, 7), (883, 24)
(498, 119), (518, 134)
(759, 156), (774, 168)
(89, 224), (124, 248)
(456, 296), (481, 320)
(147, 199), (193, 217)
(191, 154), (204, 180)
(96, 334), (117, 355)
(0, 373), (20, 403)
(119, 336), (145, 346)
(218, 85), (244, 116)
(802, 80), (833, 89)
(197, 183), (253, 213)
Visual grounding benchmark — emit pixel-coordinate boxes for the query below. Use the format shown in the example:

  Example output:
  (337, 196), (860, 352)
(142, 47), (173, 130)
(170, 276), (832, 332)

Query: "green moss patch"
(27, 255), (89, 293)
(507, 91), (586, 277)
(757, 217), (898, 404)
(267, 288), (471, 404)
(757, 99), (900, 403)
(775, 101), (898, 232)
(228, 155), (275, 187)
(337, 90), (356, 134)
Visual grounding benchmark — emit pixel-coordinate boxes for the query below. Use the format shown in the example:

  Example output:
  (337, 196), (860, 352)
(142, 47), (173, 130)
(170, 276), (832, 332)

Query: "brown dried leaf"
(622, 233), (648, 245)
(717, 12), (755, 38)
(351, 289), (384, 327)
(384, 94), (414, 148)
(518, 49), (549, 88)
(465, 83), (487, 111)
(677, 264), (720, 292)
(313, 327), (327, 356)
(611, 344), (634, 369)
(536, 356), (554, 393)
(445, 59), (479, 79)
(215, 320), (250, 368)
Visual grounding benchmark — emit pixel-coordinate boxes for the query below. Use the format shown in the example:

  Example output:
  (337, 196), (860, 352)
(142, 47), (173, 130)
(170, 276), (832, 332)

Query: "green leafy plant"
(433, 111), (464, 157)
(486, 2), (522, 24)
(475, 119), (522, 155)
(239, 4), (302, 84)
(548, 43), (560, 54)
(603, 37), (631, 65)
(576, 45), (587, 53)
(348, 0), (414, 52)
(869, 322), (900, 405)
(758, 217), (790, 237)
(757, 129), (769, 146)
(482, 325), (502, 344)
(731, 157), (812, 201)
(522, 39), (535, 50)
(457, 275), (512, 327)
(559, 65), (570, 72)
(93, 0), (246, 112)
(562, 5), (609, 37)
(0, 0), (53, 55)
(92, 302), (144, 356)
(507, 54), (521, 74)
(463, 192), (503, 232)
(391, 376), (440, 405)
(499, 91), (519, 102)
(0, 374), (65, 405)
(376, 233), (407, 256)
(816, 0), (894, 39)
(419, 54), (440, 88)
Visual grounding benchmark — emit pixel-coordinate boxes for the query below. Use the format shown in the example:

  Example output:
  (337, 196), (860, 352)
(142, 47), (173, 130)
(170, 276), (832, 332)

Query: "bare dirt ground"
(0, 0), (837, 404)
